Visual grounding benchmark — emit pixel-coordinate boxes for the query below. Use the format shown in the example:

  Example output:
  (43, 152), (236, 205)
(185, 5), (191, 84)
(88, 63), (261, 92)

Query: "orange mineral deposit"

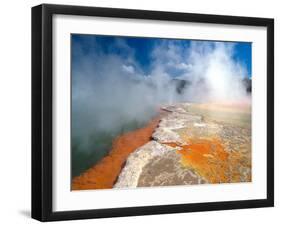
(71, 116), (161, 190)
(165, 138), (248, 184)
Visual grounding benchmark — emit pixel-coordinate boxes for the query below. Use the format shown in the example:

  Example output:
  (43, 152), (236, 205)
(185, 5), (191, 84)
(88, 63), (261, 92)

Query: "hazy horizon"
(71, 34), (252, 177)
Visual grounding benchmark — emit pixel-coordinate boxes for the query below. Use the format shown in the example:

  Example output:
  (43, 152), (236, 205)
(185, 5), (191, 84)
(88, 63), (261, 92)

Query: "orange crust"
(71, 116), (161, 190)
(165, 138), (251, 183)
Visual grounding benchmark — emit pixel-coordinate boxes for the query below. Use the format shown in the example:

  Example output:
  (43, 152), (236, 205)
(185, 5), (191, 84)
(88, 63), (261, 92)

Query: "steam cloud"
(72, 37), (251, 153)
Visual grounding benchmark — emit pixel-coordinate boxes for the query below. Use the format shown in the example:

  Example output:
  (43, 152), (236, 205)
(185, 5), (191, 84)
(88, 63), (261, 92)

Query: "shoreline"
(72, 102), (251, 190)
(71, 114), (164, 190)
(114, 102), (251, 188)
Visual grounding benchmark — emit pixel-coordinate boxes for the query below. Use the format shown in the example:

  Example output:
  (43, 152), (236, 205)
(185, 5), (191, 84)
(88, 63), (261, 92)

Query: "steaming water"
(72, 101), (251, 178)
(71, 37), (252, 179)
(71, 115), (155, 178)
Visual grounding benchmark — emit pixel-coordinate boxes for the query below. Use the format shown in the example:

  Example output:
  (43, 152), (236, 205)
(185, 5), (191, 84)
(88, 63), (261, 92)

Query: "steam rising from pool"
(71, 38), (251, 176)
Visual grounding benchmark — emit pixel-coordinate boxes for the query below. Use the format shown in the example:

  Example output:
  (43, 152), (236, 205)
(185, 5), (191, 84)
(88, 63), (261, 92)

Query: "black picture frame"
(32, 3), (274, 222)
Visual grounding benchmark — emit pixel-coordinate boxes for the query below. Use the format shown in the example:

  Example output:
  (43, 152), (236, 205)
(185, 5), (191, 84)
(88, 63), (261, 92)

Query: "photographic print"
(32, 4), (273, 221)
(71, 34), (252, 190)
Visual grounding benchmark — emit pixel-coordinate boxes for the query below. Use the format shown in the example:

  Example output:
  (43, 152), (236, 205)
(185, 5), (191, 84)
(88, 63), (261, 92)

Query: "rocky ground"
(114, 102), (251, 188)
(72, 117), (161, 190)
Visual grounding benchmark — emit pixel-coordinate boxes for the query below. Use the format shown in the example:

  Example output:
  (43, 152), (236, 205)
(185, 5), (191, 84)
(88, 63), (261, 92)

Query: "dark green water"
(71, 119), (150, 178)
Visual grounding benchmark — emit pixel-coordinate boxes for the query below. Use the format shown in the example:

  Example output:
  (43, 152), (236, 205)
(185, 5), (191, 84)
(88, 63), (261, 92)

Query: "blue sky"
(71, 34), (252, 160)
(232, 43), (252, 77)
(72, 34), (252, 78)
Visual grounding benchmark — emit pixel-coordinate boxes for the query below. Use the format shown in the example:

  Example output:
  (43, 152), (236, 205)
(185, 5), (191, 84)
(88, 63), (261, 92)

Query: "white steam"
(72, 38), (250, 152)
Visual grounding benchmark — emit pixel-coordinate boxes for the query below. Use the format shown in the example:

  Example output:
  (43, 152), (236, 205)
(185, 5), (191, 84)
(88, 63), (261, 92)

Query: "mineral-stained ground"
(72, 102), (251, 190)
(71, 116), (162, 190)
(114, 102), (251, 188)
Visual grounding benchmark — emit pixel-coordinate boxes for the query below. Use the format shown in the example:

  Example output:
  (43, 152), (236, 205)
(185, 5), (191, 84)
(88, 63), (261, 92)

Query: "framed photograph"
(32, 4), (274, 221)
